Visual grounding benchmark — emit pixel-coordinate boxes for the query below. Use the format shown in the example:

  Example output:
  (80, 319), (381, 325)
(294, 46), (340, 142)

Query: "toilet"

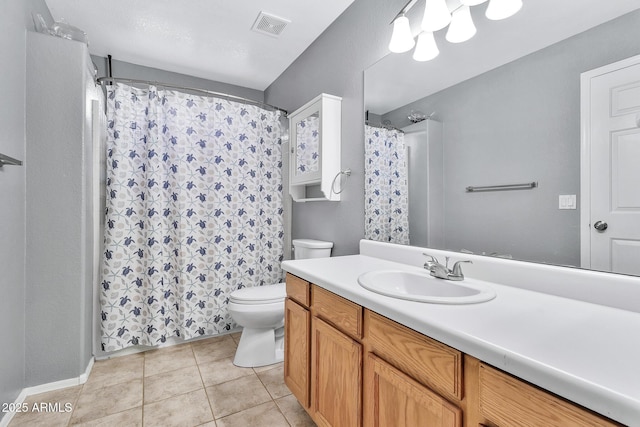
(228, 239), (333, 367)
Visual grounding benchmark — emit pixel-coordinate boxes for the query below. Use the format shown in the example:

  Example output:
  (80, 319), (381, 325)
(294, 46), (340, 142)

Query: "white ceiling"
(44, 0), (355, 91)
(366, 0), (640, 115)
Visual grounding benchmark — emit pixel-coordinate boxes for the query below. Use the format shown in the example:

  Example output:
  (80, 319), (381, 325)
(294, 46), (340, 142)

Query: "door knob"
(594, 220), (608, 231)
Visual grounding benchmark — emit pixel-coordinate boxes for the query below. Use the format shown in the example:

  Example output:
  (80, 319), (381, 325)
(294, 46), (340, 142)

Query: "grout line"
(193, 344), (217, 423)
(66, 382), (84, 426)
(16, 336), (299, 427)
(141, 348), (146, 426)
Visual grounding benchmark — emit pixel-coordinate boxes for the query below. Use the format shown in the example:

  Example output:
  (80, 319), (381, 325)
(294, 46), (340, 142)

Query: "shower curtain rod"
(96, 77), (287, 114)
(365, 120), (404, 133)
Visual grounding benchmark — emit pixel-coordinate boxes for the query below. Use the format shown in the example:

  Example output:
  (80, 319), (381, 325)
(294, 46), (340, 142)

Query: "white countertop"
(282, 250), (640, 426)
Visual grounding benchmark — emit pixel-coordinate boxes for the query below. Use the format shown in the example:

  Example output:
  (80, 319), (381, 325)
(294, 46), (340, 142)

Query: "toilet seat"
(229, 283), (286, 305)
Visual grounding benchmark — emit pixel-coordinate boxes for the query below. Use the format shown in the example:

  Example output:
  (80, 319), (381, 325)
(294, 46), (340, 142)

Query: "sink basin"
(357, 270), (496, 304)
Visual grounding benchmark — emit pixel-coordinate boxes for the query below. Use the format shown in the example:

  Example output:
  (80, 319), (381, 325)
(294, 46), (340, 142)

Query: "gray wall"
(93, 56), (264, 103)
(381, 10), (640, 266)
(26, 32), (100, 387)
(0, 0), (53, 417)
(265, 0), (408, 256)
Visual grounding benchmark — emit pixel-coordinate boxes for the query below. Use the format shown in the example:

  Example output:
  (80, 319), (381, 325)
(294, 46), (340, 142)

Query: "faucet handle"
(422, 253), (438, 262)
(422, 253), (439, 270)
(450, 260), (473, 278)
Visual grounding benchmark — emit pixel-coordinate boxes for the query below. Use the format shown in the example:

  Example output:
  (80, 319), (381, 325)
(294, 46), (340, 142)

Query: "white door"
(581, 55), (640, 275)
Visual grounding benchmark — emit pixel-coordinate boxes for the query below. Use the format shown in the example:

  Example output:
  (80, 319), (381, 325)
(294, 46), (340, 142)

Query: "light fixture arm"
(390, 0), (419, 24)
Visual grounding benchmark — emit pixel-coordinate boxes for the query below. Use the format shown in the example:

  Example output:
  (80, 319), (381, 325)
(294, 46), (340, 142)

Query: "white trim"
(0, 357), (94, 427)
(579, 53), (640, 270)
(79, 357), (94, 384)
(0, 389), (28, 427)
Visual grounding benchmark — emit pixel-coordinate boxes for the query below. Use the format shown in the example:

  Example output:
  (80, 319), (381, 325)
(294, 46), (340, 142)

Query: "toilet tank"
(292, 239), (333, 259)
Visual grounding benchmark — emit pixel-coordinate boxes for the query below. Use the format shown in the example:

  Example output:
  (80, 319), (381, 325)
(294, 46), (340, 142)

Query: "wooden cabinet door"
(311, 317), (362, 427)
(364, 353), (462, 427)
(284, 298), (311, 408)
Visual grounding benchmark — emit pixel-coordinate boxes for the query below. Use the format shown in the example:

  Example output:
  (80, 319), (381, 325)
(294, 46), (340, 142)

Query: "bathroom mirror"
(364, 2), (640, 275)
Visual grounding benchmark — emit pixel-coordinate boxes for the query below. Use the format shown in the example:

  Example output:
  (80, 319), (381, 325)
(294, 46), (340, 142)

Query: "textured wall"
(0, 0), (53, 417)
(381, 10), (640, 266)
(25, 32), (99, 387)
(265, 0), (407, 256)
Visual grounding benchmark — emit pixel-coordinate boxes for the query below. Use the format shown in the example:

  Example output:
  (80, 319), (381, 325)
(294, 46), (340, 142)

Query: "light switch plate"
(559, 194), (577, 210)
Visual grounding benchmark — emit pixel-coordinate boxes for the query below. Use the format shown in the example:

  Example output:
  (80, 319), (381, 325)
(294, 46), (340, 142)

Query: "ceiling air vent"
(251, 12), (290, 37)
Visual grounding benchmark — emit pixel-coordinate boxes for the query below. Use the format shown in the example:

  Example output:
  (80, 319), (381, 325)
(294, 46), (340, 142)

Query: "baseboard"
(0, 389), (28, 427)
(0, 357), (94, 427)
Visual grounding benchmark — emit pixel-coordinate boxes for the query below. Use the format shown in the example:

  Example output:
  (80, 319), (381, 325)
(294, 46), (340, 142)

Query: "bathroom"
(2, 0), (640, 426)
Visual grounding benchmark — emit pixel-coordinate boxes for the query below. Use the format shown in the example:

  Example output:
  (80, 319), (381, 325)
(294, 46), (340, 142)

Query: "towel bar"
(0, 153), (22, 167)
(466, 181), (537, 192)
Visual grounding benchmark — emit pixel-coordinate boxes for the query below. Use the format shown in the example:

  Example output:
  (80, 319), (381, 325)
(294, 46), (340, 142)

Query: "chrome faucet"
(422, 253), (472, 281)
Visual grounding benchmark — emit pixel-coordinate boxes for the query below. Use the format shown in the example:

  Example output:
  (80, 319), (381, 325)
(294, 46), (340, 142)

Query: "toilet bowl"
(228, 283), (286, 367)
(228, 238), (333, 367)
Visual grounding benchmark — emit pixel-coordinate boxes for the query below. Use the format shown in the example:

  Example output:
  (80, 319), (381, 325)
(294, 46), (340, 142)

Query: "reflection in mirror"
(295, 112), (320, 178)
(364, 124), (409, 244)
(364, 4), (640, 275)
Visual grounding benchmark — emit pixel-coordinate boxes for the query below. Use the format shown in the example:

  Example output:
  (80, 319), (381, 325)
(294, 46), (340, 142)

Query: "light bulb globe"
(485, 0), (523, 20)
(389, 15), (415, 53)
(413, 32), (439, 61)
(446, 6), (476, 43)
(421, 0), (451, 32)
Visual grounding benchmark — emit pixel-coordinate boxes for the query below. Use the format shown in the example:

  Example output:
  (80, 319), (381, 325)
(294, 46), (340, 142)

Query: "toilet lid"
(229, 283), (286, 304)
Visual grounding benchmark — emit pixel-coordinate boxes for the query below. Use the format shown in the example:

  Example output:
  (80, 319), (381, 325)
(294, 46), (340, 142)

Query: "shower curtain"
(364, 125), (410, 245)
(100, 83), (284, 351)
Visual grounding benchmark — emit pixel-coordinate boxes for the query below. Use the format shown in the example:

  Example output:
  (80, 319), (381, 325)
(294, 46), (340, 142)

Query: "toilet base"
(232, 326), (284, 367)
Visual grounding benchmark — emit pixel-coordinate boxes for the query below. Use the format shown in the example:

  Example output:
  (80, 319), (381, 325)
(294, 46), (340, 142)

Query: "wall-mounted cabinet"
(289, 93), (342, 202)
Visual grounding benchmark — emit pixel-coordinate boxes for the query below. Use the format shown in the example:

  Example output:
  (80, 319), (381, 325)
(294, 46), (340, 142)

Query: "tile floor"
(8, 332), (316, 427)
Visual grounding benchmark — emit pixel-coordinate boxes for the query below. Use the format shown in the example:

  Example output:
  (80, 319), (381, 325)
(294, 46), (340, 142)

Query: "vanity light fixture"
(389, 0), (523, 60)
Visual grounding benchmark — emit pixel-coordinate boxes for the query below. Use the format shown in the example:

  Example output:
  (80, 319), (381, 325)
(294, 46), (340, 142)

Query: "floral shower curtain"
(100, 83), (284, 351)
(364, 125), (410, 245)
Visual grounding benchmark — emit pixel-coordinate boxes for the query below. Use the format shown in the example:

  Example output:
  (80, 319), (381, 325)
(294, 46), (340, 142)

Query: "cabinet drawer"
(286, 273), (310, 307)
(312, 285), (363, 339)
(365, 310), (462, 401)
(479, 363), (620, 427)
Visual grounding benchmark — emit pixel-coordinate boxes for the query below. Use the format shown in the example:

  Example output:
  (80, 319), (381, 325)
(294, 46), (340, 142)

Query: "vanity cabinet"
(284, 274), (362, 426)
(283, 273), (621, 427)
(288, 93), (342, 202)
